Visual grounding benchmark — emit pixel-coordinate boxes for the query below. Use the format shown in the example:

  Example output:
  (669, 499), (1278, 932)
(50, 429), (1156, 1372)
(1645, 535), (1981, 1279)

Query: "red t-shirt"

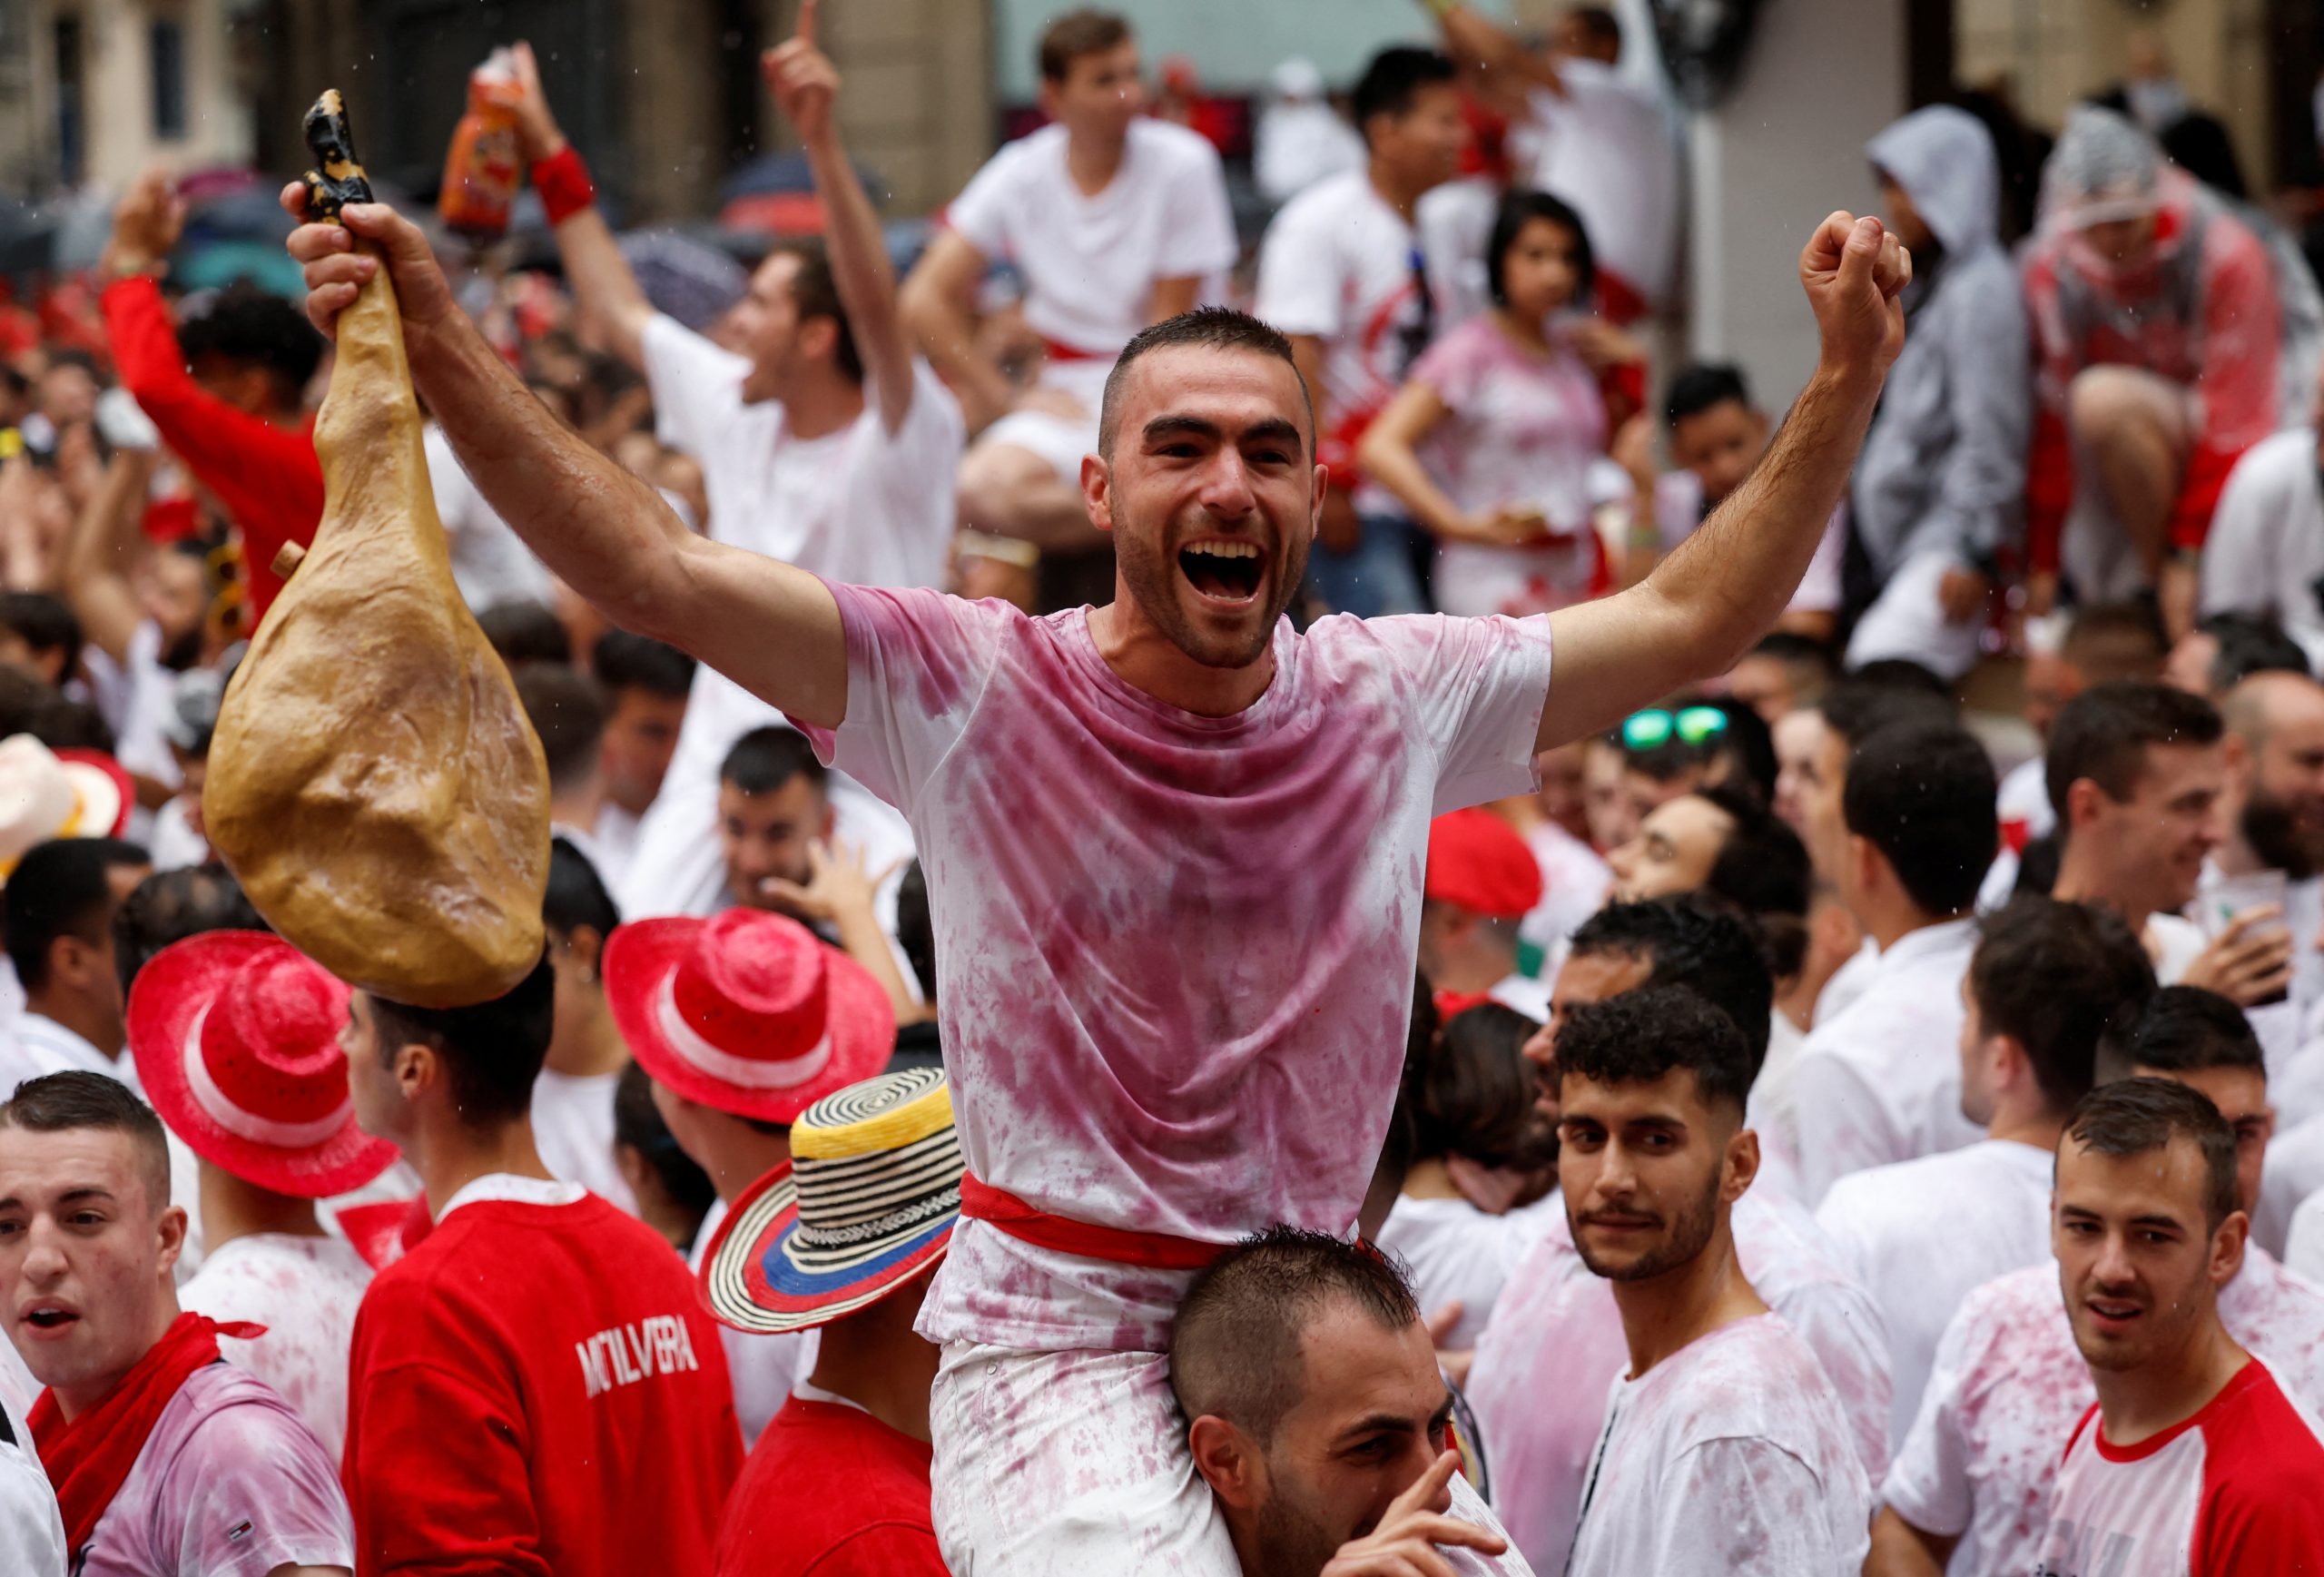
(344, 1187), (743, 1577)
(2037, 1358), (2324, 1575)
(715, 1392), (948, 1577)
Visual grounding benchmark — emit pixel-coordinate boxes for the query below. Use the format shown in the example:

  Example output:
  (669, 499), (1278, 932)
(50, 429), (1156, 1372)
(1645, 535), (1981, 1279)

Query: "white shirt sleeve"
(1881, 1293), (1985, 1536)
(941, 143), (1022, 261)
(869, 362), (970, 561)
(642, 312), (754, 463)
(1254, 196), (1343, 340)
(1360, 613), (1555, 815)
(808, 584), (1016, 818)
(1155, 137), (1238, 281)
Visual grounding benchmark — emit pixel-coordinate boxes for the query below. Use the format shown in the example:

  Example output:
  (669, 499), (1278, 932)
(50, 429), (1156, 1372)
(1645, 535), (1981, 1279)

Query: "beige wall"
(11, 0), (254, 193)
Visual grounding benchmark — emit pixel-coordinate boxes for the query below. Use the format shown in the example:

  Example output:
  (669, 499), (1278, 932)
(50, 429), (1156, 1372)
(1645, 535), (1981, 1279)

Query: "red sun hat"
(604, 908), (897, 1126)
(128, 931), (400, 1199)
(1425, 807), (1544, 922)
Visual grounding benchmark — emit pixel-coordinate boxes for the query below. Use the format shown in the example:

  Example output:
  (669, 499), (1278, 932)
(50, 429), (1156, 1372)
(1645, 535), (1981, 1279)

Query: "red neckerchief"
(26, 1310), (265, 1559)
(1433, 988), (1494, 1021)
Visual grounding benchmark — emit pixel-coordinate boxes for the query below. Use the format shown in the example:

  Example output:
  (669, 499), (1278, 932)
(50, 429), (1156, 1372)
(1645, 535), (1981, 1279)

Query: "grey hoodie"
(1853, 105), (2031, 577)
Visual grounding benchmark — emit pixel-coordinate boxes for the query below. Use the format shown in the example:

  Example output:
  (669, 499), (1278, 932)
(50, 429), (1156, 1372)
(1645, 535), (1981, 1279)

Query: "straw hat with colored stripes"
(700, 1068), (961, 1336)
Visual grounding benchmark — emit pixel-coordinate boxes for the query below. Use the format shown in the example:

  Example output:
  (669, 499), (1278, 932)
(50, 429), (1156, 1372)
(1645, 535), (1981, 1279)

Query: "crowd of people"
(0, 0), (2319, 1572)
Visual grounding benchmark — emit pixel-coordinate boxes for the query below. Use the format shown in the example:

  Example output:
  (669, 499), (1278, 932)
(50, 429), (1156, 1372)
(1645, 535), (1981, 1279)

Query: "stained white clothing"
(531, 1067), (637, 1217)
(177, 1231), (373, 1462)
(1375, 1193), (1539, 1348)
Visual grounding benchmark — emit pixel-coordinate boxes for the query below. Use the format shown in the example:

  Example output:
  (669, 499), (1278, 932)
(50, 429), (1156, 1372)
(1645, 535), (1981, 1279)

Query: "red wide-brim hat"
(606, 915), (896, 1126)
(129, 932), (400, 1198)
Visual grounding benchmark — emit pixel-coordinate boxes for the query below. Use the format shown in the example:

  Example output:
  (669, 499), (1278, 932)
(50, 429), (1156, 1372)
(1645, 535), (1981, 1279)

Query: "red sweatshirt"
(344, 1188), (743, 1577)
(100, 275), (324, 624)
(715, 1393), (950, 1577)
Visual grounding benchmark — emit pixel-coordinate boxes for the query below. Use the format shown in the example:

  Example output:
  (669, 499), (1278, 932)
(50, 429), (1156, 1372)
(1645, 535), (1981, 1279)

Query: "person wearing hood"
(2022, 107), (2281, 639)
(1845, 105), (2031, 681)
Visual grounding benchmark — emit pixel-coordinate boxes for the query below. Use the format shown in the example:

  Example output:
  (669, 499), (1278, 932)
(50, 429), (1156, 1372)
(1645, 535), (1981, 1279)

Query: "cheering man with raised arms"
(282, 143), (1909, 1571)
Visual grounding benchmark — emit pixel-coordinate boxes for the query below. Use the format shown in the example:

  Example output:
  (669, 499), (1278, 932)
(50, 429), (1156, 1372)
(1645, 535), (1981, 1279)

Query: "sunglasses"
(1620, 705), (1729, 753)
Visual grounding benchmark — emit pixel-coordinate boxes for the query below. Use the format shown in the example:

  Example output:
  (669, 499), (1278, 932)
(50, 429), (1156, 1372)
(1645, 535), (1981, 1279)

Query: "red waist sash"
(958, 1174), (1231, 1272)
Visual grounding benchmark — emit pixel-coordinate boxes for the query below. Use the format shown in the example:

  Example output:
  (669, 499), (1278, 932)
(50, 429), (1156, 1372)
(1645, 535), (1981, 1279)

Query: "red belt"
(1038, 334), (1111, 364)
(958, 1174), (1231, 1271)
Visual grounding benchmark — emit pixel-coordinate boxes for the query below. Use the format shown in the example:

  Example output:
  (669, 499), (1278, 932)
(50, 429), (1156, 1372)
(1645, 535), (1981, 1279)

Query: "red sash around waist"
(1038, 334), (1112, 365)
(958, 1174), (1231, 1272)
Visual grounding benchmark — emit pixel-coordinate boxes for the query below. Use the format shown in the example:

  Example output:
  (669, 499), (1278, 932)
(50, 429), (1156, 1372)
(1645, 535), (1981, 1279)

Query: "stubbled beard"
(1115, 516), (1306, 672)
(1249, 1480), (1353, 1577)
(2240, 789), (2324, 881)
(1570, 1168), (1721, 1284)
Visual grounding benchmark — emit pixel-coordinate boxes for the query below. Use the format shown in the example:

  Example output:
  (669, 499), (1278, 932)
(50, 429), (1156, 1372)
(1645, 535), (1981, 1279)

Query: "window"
(150, 18), (184, 141)
(54, 15), (82, 186)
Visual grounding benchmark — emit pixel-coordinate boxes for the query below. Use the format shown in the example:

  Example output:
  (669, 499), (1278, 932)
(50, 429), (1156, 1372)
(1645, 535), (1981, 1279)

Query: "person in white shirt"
(532, 838), (637, 1214)
(505, 23), (962, 926)
(2197, 374), (2324, 670)
(1472, 897), (1891, 1573)
(902, 9), (1236, 552)
(1254, 45), (1467, 616)
(1817, 894), (2156, 1456)
(588, 631), (694, 890)
(2050, 680), (2288, 1000)
(1554, 986), (1871, 1574)
(124, 930), (399, 1462)
(1790, 720), (1997, 1202)
(0, 1384), (64, 1576)
(1872, 989), (2324, 1576)
(0, 836), (152, 1099)
(1421, 809), (1552, 1021)
(1375, 1002), (1551, 1347)
(1175, 1227), (1525, 1577)
(423, 420), (554, 613)
(2034, 1079), (2324, 1572)
(1253, 56), (1365, 206)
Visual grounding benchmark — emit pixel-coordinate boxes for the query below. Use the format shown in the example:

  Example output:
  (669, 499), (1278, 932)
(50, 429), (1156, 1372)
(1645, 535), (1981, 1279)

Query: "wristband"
(531, 144), (596, 227)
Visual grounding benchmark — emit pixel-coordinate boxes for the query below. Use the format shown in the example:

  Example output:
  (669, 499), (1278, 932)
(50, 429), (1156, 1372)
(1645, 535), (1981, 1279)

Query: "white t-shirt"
(1564, 1315), (1872, 1576)
(1466, 1190), (1890, 1574)
(1788, 917), (1984, 1205)
(1813, 938), (1882, 1030)
(1255, 169), (1431, 473)
(2040, 1360), (2324, 1575)
(688, 1195), (817, 1449)
(945, 118), (1236, 358)
(2290, 1190), (2324, 1280)
(0, 1386), (63, 1577)
(79, 1362), (352, 1577)
(531, 1067), (637, 1217)
(1521, 62), (1678, 309)
(1655, 468), (1846, 616)
(1885, 1249), (2324, 1577)
(423, 422), (555, 611)
(1374, 1193), (1539, 1349)
(2199, 428), (2324, 671)
(807, 585), (1555, 1354)
(2260, 1111), (2324, 1257)
(1814, 1138), (2055, 1455)
(616, 313), (960, 923)
(177, 1231), (374, 1463)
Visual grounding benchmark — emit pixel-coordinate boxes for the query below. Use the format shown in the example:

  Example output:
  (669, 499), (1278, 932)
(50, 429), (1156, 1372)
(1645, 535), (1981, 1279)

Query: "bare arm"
(1538, 212), (1909, 751)
(1865, 1508), (1956, 1576)
(287, 193), (849, 729)
(900, 231), (1015, 433)
(766, 0), (915, 433)
(1431, 1), (1564, 94)
(1148, 274), (1202, 325)
(58, 444), (155, 665)
(508, 42), (655, 369)
(1358, 381), (1468, 539)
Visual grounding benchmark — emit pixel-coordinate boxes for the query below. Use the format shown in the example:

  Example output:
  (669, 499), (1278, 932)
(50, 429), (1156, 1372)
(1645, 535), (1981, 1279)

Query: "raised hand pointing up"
(763, 0), (838, 145)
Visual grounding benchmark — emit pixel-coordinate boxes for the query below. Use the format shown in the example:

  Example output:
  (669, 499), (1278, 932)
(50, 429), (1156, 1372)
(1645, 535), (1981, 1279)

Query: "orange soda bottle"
(438, 47), (523, 238)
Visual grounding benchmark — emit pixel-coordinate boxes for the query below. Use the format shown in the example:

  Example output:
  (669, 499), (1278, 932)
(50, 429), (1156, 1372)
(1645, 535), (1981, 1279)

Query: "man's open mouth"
(1178, 540), (1265, 604)
(22, 1305), (77, 1334)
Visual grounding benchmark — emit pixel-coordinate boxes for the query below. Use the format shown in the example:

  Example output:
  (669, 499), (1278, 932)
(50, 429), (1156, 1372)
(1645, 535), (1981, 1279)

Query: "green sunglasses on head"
(1620, 705), (1730, 752)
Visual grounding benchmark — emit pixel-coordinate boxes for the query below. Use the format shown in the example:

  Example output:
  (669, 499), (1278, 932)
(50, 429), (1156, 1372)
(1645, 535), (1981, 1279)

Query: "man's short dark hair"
(2195, 612), (2309, 692)
(592, 629), (696, 699)
(1406, 1002), (1545, 1168)
(1664, 362), (1750, 427)
(1556, 985), (1754, 1118)
(1849, 657), (1952, 702)
(515, 665), (606, 794)
(1970, 895), (2155, 1115)
(545, 835), (620, 943)
(2061, 602), (2166, 683)
(1747, 630), (1839, 701)
(2046, 681), (2222, 819)
(1038, 8), (1131, 83)
(1565, 4), (1623, 51)
(895, 860), (934, 1006)
(0, 592), (80, 667)
(176, 282), (325, 409)
(368, 956), (556, 1129)
(1169, 1225), (1421, 1443)
(613, 1060), (715, 1224)
(2096, 985), (2263, 1086)
(5, 837), (149, 992)
(0, 1070), (172, 1210)
(1351, 46), (1459, 144)
(478, 601), (573, 668)
(1569, 895), (1774, 1070)
(1098, 306), (1312, 463)
(769, 239), (863, 386)
(2063, 1076), (2240, 1230)
(719, 725), (827, 798)
(1696, 783), (1810, 922)
(1815, 675), (1956, 750)
(1843, 721), (1997, 917)
(1488, 188), (1596, 309)
(113, 865), (267, 997)
(34, 697), (114, 754)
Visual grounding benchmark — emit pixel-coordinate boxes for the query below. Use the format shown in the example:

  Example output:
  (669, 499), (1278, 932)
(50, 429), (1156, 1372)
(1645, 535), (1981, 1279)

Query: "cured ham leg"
(204, 90), (549, 1008)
